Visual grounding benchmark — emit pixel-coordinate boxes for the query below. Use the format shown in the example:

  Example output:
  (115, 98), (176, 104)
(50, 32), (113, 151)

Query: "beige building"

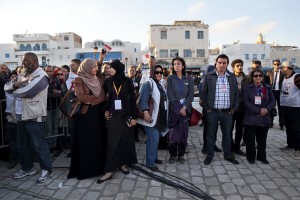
(148, 20), (209, 72)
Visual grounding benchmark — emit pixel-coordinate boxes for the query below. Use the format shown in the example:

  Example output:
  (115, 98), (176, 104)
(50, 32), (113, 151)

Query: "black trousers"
(284, 106), (300, 150)
(169, 143), (186, 157)
(230, 111), (245, 151)
(271, 90), (285, 127)
(244, 125), (269, 161)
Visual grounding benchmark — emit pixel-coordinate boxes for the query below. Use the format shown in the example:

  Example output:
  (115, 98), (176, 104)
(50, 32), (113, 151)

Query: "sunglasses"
(154, 71), (163, 75)
(253, 74), (263, 78)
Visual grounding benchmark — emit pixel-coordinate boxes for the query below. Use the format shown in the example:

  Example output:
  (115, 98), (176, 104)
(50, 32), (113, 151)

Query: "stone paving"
(0, 113), (300, 200)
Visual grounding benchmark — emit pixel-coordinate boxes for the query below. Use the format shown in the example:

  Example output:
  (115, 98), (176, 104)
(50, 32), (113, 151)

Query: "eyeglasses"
(274, 63), (280, 66)
(253, 74), (263, 78)
(154, 71), (163, 75)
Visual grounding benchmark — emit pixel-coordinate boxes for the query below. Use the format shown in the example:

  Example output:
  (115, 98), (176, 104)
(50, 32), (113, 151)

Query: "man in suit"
(267, 60), (285, 130)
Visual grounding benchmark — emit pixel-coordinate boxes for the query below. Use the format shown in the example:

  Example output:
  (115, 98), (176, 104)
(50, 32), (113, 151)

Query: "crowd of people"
(0, 51), (299, 184)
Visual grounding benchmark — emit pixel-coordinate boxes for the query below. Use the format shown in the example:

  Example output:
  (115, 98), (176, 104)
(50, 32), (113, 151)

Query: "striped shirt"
(214, 72), (230, 109)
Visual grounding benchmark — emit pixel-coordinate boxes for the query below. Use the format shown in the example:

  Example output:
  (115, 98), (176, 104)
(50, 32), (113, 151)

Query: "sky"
(0, 0), (299, 49)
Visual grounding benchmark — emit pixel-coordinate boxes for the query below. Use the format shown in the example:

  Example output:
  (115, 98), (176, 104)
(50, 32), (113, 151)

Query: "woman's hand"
(105, 111), (112, 120)
(130, 119), (137, 127)
(143, 111), (152, 123)
(179, 107), (187, 116)
(260, 108), (268, 116)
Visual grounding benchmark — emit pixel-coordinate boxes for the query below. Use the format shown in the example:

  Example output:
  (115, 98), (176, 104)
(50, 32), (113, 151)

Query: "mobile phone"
(101, 49), (106, 54)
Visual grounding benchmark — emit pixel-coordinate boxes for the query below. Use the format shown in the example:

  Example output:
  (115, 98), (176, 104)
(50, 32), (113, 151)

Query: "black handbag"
(59, 84), (81, 118)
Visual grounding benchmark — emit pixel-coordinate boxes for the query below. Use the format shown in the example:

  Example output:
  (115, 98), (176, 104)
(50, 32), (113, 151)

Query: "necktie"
(273, 71), (278, 90)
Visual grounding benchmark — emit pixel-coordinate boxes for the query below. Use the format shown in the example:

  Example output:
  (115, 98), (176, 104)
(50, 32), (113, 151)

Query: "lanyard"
(256, 85), (262, 96)
(113, 82), (122, 99)
(178, 77), (184, 98)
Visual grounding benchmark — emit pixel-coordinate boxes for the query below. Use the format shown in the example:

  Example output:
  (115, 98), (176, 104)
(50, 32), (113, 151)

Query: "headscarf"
(151, 65), (163, 83)
(110, 60), (126, 87)
(77, 58), (101, 97)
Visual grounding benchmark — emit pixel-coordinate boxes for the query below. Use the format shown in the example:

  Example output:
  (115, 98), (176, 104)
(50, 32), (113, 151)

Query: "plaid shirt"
(214, 72), (230, 109)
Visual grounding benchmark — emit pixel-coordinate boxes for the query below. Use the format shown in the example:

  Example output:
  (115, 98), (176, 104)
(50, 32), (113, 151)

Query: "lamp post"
(93, 46), (98, 60)
(46, 58), (50, 65)
(125, 57), (128, 73)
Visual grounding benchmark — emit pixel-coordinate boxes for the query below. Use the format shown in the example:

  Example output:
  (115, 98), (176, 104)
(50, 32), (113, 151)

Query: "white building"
(0, 32), (142, 72)
(148, 20), (209, 73)
(270, 44), (300, 66)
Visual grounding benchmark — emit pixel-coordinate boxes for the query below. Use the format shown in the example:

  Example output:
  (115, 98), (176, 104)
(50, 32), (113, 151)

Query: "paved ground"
(0, 105), (300, 200)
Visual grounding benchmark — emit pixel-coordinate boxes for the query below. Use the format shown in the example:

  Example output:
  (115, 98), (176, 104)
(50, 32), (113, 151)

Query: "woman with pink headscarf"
(67, 58), (106, 180)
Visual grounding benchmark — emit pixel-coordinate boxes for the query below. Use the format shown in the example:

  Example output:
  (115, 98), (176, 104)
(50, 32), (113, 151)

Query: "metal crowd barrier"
(0, 98), (70, 150)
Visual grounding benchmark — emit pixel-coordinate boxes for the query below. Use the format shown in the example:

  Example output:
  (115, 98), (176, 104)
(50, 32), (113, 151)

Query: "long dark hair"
(171, 57), (186, 75)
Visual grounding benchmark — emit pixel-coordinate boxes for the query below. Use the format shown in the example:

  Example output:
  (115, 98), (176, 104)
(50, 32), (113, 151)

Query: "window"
(253, 54), (257, 60)
(79, 54), (84, 59)
(64, 36), (69, 41)
(159, 49), (168, 58)
(170, 49), (179, 57)
(197, 31), (204, 39)
(244, 54), (249, 60)
(183, 49), (192, 57)
(26, 44), (32, 51)
(33, 44), (40, 51)
(97, 42), (104, 46)
(282, 58), (287, 62)
(185, 31), (190, 39)
(42, 43), (47, 50)
(5, 53), (10, 58)
(261, 54), (265, 60)
(161, 31), (167, 39)
(20, 44), (25, 51)
(291, 58), (296, 64)
(134, 48), (136, 52)
(196, 49), (205, 57)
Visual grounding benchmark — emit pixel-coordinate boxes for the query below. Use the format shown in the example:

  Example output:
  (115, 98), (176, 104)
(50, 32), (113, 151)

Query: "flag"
(142, 53), (151, 64)
(104, 44), (112, 52)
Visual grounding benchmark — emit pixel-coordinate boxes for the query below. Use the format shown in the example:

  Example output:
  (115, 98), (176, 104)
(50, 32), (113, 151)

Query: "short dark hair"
(252, 60), (261, 65)
(231, 59), (244, 68)
(171, 57), (186, 75)
(216, 54), (229, 64)
(61, 65), (70, 72)
(273, 59), (281, 64)
(71, 59), (81, 66)
(150, 56), (155, 60)
(249, 69), (263, 83)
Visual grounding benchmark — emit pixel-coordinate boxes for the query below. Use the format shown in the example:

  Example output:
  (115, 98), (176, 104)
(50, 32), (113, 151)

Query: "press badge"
(114, 100), (122, 110)
(180, 98), (185, 104)
(255, 96), (261, 105)
(221, 85), (227, 93)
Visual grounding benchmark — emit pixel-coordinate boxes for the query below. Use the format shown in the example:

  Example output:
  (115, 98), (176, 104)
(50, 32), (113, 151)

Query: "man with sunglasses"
(266, 60), (285, 130)
(280, 61), (300, 157)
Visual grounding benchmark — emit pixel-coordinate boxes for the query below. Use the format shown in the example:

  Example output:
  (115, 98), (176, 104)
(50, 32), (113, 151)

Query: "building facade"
(270, 45), (300, 67)
(148, 20), (209, 73)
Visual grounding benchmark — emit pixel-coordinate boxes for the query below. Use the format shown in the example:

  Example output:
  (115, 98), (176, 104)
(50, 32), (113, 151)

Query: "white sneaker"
(37, 169), (53, 183)
(12, 169), (36, 179)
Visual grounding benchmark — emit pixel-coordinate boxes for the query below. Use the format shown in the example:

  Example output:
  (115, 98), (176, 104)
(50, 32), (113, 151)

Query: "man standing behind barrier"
(280, 61), (300, 157)
(4, 52), (52, 183)
(201, 54), (239, 165)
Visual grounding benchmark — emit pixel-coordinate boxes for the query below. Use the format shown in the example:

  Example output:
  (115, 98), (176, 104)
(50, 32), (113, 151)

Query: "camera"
(101, 48), (106, 54)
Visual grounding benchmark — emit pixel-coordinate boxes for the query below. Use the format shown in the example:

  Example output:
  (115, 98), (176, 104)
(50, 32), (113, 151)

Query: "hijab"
(151, 65), (163, 83)
(110, 60), (126, 87)
(77, 58), (101, 97)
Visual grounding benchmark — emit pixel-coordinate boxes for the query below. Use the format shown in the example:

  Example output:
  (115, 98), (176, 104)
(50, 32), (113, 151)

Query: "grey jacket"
(201, 69), (239, 112)
(167, 74), (194, 114)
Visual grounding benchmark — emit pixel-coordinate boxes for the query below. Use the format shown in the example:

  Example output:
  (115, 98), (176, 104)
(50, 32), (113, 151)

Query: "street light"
(125, 57), (128, 73)
(93, 46), (98, 60)
(46, 58), (50, 65)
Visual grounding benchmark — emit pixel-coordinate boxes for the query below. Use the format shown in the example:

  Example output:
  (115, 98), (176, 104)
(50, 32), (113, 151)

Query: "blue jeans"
(206, 110), (233, 159)
(17, 121), (52, 172)
(143, 126), (160, 167)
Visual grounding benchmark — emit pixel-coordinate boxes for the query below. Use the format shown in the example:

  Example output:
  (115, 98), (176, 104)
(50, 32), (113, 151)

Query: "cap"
(282, 61), (294, 69)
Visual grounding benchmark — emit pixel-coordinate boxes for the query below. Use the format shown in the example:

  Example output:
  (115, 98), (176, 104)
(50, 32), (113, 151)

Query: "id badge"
(255, 96), (261, 105)
(114, 100), (122, 110)
(221, 85), (227, 93)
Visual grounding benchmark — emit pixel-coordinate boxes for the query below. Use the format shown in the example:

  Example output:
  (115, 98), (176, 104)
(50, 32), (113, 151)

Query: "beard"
(24, 64), (35, 74)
